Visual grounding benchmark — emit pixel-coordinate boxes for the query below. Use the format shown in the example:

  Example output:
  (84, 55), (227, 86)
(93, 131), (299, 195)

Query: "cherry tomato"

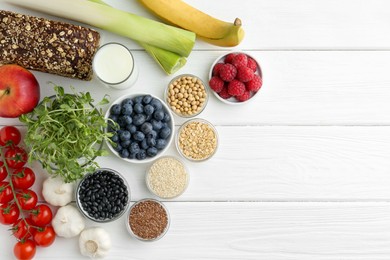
(33, 225), (56, 247)
(5, 147), (28, 169)
(14, 239), (36, 260)
(12, 167), (36, 189)
(12, 218), (34, 240)
(30, 204), (52, 227)
(0, 181), (13, 204)
(16, 190), (38, 211)
(0, 203), (20, 225)
(0, 162), (7, 182)
(0, 126), (21, 146)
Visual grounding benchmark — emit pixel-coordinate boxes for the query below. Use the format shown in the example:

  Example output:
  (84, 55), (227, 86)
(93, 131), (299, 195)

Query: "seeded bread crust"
(0, 10), (100, 80)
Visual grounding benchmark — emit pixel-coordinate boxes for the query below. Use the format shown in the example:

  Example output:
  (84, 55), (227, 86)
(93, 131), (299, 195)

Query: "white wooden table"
(1, 1), (390, 259)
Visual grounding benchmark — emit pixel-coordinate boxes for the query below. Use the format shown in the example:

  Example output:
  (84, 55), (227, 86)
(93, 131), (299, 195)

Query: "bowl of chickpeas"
(165, 74), (209, 118)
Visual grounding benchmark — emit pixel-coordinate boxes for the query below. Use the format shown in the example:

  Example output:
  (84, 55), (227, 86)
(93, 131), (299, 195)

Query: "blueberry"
(110, 104), (121, 115)
(140, 122), (153, 134)
(147, 130), (158, 139)
(146, 147), (158, 157)
(136, 149), (147, 160)
(153, 109), (165, 121)
(159, 127), (171, 139)
(117, 116), (127, 127)
(129, 142), (140, 154)
(110, 134), (119, 143)
(151, 119), (163, 131)
(141, 139), (149, 150)
(121, 98), (133, 107)
(162, 112), (171, 123)
(113, 143), (122, 152)
(134, 103), (144, 114)
(128, 152), (137, 159)
(142, 95), (153, 104)
(133, 114), (146, 126)
(150, 98), (163, 110)
(117, 129), (124, 136)
(144, 104), (155, 115)
(121, 140), (131, 148)
(119, 130), (131, 141)
(120, 149), (129, 158)
(156, 139), (167, 150)
(126, 124), (137, 134)
(119, 115), (132, 125)
(108, 115), (119, 131)
(121, 104), (133, 115)
(134, 96), (143, 104)
(147, 137), (156, 147)
(133, 131), (145, 142)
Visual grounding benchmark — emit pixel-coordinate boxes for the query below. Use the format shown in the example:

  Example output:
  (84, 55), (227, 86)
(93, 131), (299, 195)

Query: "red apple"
(0, 64), (40, 118)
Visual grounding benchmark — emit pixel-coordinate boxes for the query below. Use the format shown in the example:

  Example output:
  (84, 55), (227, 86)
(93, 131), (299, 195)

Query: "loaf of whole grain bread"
(0, 10), (100, 80)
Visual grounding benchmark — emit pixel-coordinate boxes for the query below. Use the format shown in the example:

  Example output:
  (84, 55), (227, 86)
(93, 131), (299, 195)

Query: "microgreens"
(19, 85), (115, 183)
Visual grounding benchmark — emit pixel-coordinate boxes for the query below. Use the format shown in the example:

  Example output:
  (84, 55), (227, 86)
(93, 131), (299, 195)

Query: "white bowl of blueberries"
(105, 93), (174, 163)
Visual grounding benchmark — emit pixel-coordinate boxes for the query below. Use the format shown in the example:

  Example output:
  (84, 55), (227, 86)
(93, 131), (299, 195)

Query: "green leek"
(89, 0), (187, 74)
(7, 0), (196, 74)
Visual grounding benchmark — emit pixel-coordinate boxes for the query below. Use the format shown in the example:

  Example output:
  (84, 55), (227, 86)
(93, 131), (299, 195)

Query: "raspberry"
(212, 63), (224, 76)
(209, 76), (224, 93)
(247, 57), (258, 71)
(236, 91), (251, 102)
(224, 53), (236, 64)
(236, 66), (255, 82)
(219, 63), (237, 82)
(218, 86), (232, 99)
(227, 80), (245, 96)
(232, 53), (248, 68)
(245, 74), (262, 92)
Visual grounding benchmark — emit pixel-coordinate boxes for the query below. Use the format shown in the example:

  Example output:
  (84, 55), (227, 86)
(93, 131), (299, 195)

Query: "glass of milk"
(93, 42), (138, 90)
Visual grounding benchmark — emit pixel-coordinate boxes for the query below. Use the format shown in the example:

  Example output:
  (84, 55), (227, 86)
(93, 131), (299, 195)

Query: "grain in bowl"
(176, 118), (218, 161)
(146, 156), (189, 199)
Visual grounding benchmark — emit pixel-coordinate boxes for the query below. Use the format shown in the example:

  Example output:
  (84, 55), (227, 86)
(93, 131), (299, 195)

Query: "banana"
(137, 0), (245, 47)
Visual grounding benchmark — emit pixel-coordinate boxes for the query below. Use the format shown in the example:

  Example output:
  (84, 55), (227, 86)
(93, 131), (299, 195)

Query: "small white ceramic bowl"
(105, 93), (174, 164)
(208, 51), (263, 105)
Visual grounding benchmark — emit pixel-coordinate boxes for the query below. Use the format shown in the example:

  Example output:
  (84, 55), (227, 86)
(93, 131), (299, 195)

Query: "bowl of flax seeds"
(126, 198), (170, 242)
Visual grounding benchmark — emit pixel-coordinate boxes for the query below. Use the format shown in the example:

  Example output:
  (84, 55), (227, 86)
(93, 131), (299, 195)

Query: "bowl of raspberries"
(105, 93), (174, 163)
(208, 51), (263, 104)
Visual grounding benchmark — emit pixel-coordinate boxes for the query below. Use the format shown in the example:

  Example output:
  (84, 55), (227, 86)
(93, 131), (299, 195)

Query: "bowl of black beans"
(76, 168), (130, 223)
(105, 93), (174, 163)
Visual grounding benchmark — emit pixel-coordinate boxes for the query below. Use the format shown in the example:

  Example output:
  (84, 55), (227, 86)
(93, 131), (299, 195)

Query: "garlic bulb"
(42, 176), (75, 206)
(79, 227), (111, 258)
(52, 204), (85, 238)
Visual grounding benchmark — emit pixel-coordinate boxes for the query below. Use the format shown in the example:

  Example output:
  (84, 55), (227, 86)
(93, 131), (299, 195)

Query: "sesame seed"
(147, 157), (189, 199)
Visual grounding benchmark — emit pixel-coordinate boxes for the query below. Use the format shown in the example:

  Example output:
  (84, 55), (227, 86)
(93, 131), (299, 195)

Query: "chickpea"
(167, 75), (208, 117)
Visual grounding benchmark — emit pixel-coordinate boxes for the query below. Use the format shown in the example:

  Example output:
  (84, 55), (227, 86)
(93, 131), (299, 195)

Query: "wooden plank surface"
(1, 50), (390, 127)
(0, 0), (389, 259)
(1, 202), (389, 260)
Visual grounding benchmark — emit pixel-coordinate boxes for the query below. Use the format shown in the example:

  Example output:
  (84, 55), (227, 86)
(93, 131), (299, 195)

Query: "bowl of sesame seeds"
(146, 156), (189, 199)
(176, 118), (219, 162)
